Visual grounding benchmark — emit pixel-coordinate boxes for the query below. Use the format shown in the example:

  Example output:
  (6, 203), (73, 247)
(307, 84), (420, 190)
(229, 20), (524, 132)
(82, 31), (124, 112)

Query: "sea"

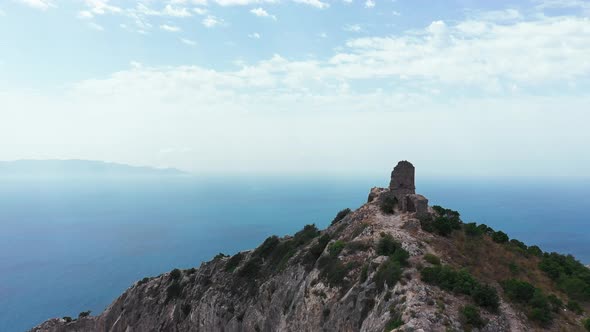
(0, 175), (588, 332)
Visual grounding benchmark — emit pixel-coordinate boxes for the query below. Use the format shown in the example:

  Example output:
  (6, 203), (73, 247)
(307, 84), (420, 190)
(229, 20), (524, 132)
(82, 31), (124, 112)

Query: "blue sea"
(0, 175), (588, 332)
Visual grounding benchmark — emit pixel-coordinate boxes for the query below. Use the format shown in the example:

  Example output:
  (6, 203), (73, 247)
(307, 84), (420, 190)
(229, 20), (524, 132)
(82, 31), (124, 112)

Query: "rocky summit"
(31, 161), (590, 332)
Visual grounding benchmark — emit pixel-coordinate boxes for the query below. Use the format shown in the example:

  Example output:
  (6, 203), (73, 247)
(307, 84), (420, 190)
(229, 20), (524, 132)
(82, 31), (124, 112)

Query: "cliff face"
(30, 165), (589, 332)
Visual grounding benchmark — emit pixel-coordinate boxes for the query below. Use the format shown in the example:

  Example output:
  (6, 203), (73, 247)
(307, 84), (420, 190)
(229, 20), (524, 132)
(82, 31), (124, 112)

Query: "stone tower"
(388, 161), (428, 217)
(389, 160), (416, 196)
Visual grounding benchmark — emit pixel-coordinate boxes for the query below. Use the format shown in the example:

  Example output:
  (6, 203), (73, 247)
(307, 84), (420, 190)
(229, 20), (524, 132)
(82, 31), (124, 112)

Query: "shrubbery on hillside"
(539, 252), (590, 301)
(500, 279), (561, 325)
(460, 305), (486, 329)
(421, 265), (499, 311)
(331, 208), (351, 225)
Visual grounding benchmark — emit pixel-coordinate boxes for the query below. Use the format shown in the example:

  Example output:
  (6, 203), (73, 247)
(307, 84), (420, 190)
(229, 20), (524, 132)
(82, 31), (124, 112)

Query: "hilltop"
(30, 161), (590, 332)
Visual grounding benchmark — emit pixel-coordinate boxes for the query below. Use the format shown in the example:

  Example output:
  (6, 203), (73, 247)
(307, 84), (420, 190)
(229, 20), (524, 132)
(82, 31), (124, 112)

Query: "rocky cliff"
(30, 162), (590, 332)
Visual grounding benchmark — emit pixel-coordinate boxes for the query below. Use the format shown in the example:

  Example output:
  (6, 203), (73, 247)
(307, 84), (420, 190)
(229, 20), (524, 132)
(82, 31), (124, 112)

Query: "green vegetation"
(491, 231), (509, 244)
(214, 253), (229, 259)
(379, 193), (398, 214)
(331, 208), (351, 225)
(384, 315), (403, 331)
(237, 257), (262, 279)
(500, 279), (560, 324)
(421, 265), (499, 311)
(292, 224), (320, 246)
(359, 264), (369, 283)
(539, 252), (590, 301)
(78, 311), (91, 318)
(253, 236), (280, 258)
(374, 234), (409, 291)
(460, 305), (486, 329)
(583, 317), (590, 331)
(62, 316), (73, 323)
(137, 277), (150, 285)
(420, 205), (462, 236)
(463, 222), (483, 237)
(225, 252), (244, 272)
(170, 268), (182, 280)
(424, 253), (441, 265)
(328, 240), (346, 257)
(567, 300), (583, 314)
(166, 281), (183, 301)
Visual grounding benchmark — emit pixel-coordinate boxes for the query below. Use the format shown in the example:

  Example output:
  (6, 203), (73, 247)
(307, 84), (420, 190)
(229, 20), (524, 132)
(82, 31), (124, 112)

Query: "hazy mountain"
(0, 160), (187, 177)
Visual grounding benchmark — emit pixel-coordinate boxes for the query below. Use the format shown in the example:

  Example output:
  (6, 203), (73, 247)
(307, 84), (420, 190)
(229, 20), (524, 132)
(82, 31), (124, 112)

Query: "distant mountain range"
(0, 160), (187, 176)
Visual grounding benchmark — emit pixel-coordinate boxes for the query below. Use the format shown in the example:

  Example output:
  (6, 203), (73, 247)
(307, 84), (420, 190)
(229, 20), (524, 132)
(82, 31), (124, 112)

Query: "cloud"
(250, 7), (276, 20)
(88, 22), (104, 31)
(16, 0), (54, 10)
(193, 8), (208, 15)
(180, 37), (197, 45)
(163, 5), (192, 17)
(365, 0), (374, 8)
(77, 10), (94, 19)
(160, 24), (181, 32)
(84, 0), (121, 15)
(214, 0), (277, 6)
(248, 32), (261, 39)
(202, 15), (222, 27)
(292, 0), (329, 9)
(343, 24), (362, 32)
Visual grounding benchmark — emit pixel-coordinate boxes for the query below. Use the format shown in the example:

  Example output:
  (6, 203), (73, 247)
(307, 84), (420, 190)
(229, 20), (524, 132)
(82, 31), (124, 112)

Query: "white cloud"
(163, 4), (192, 17)
(160, 24), (181, 32)
(248, 32), (261, 39)
(318, 32), (328, 38)
(214, 0), (277, 6)
(77, 10), (94, 19)
(250, 7), (276, 20)
(180, 37), (197, 45)
(88, 22), (104, 31)
(202, 15), (222, 27)
(343, 24), (362, 32)
(292, 0), (329, 9)
(0, 8), (5, 16)
(84, 0), (121, 15)
(365, 0), (375, 8)
(193, 8), (208, 15)
(392, 10), (400, 16)
(16, 0), (54, 10)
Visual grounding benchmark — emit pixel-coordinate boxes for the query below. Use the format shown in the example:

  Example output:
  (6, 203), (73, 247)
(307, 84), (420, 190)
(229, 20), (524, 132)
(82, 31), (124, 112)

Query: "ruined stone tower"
(389, 160), (416, 196)
(389, 161), (428, 217)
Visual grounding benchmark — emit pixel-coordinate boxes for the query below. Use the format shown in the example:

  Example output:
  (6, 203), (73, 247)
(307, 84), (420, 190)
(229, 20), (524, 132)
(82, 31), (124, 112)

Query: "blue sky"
(1, 0), (589, 176)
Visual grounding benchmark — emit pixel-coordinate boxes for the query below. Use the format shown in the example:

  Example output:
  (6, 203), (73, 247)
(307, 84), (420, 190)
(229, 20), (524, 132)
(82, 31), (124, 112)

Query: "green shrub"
(567, 300), (583, 315)
(546, 294), (563, 312)
(423, 206), (462, 236)
(293, 224), (320, 246)
(328, 240), (346, 257)
(253, 236), (280, 258)
(375, 256), (403, 291)
(384, 315), (403, 331)
(318, 254), (353, 288)
(62, 316), (73, 323)
(464, 222), (483, 237)
(583, 317), (590, 331)
(492, 231), (509, 244)
(527, 245), (543, 257)
(138, 277), (150, 285)
(460, 305), (486, 329)
(539, 252), (590, 301)
(214, 253), (229, 259)
(225, 252), (244, 272)
(379, 193), (398, 214)
(166, 281), (183, 301)
(501, 279), (535, 303)
(238, 257), (262, 279)
(346, 241), (371, 252)
(421, 265), (499, 311)
(424, 253), (441, 265)
(472, 284), (500, 312)
(78, 310), (91, 318)
(331, 208), (351, 225)
(477, 223), (494, 236)
(509, 239), (528, 251)
(170, 268), (182, 280)
(360, 264), (369, 283)
(377, 233), (401, 256)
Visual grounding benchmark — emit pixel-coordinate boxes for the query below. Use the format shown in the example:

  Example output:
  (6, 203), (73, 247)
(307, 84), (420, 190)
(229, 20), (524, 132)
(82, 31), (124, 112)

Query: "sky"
(0, 0), (589, 176)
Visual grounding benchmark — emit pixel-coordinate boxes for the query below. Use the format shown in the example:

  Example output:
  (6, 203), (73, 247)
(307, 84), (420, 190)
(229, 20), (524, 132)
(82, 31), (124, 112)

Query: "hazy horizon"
(2, 0), (590, 177)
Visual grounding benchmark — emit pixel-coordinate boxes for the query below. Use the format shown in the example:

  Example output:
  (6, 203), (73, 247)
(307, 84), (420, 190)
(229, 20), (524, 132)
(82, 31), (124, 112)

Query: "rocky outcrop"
(30, 162), (588, 332)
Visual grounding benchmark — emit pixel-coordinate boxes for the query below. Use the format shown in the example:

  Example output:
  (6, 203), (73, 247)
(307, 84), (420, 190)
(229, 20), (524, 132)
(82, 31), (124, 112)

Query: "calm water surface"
(0, 175), (588, 332)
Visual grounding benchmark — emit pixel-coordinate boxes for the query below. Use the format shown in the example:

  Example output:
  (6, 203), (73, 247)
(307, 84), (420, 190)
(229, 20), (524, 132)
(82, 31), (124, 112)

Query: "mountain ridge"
(0, 159), (187, 176)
